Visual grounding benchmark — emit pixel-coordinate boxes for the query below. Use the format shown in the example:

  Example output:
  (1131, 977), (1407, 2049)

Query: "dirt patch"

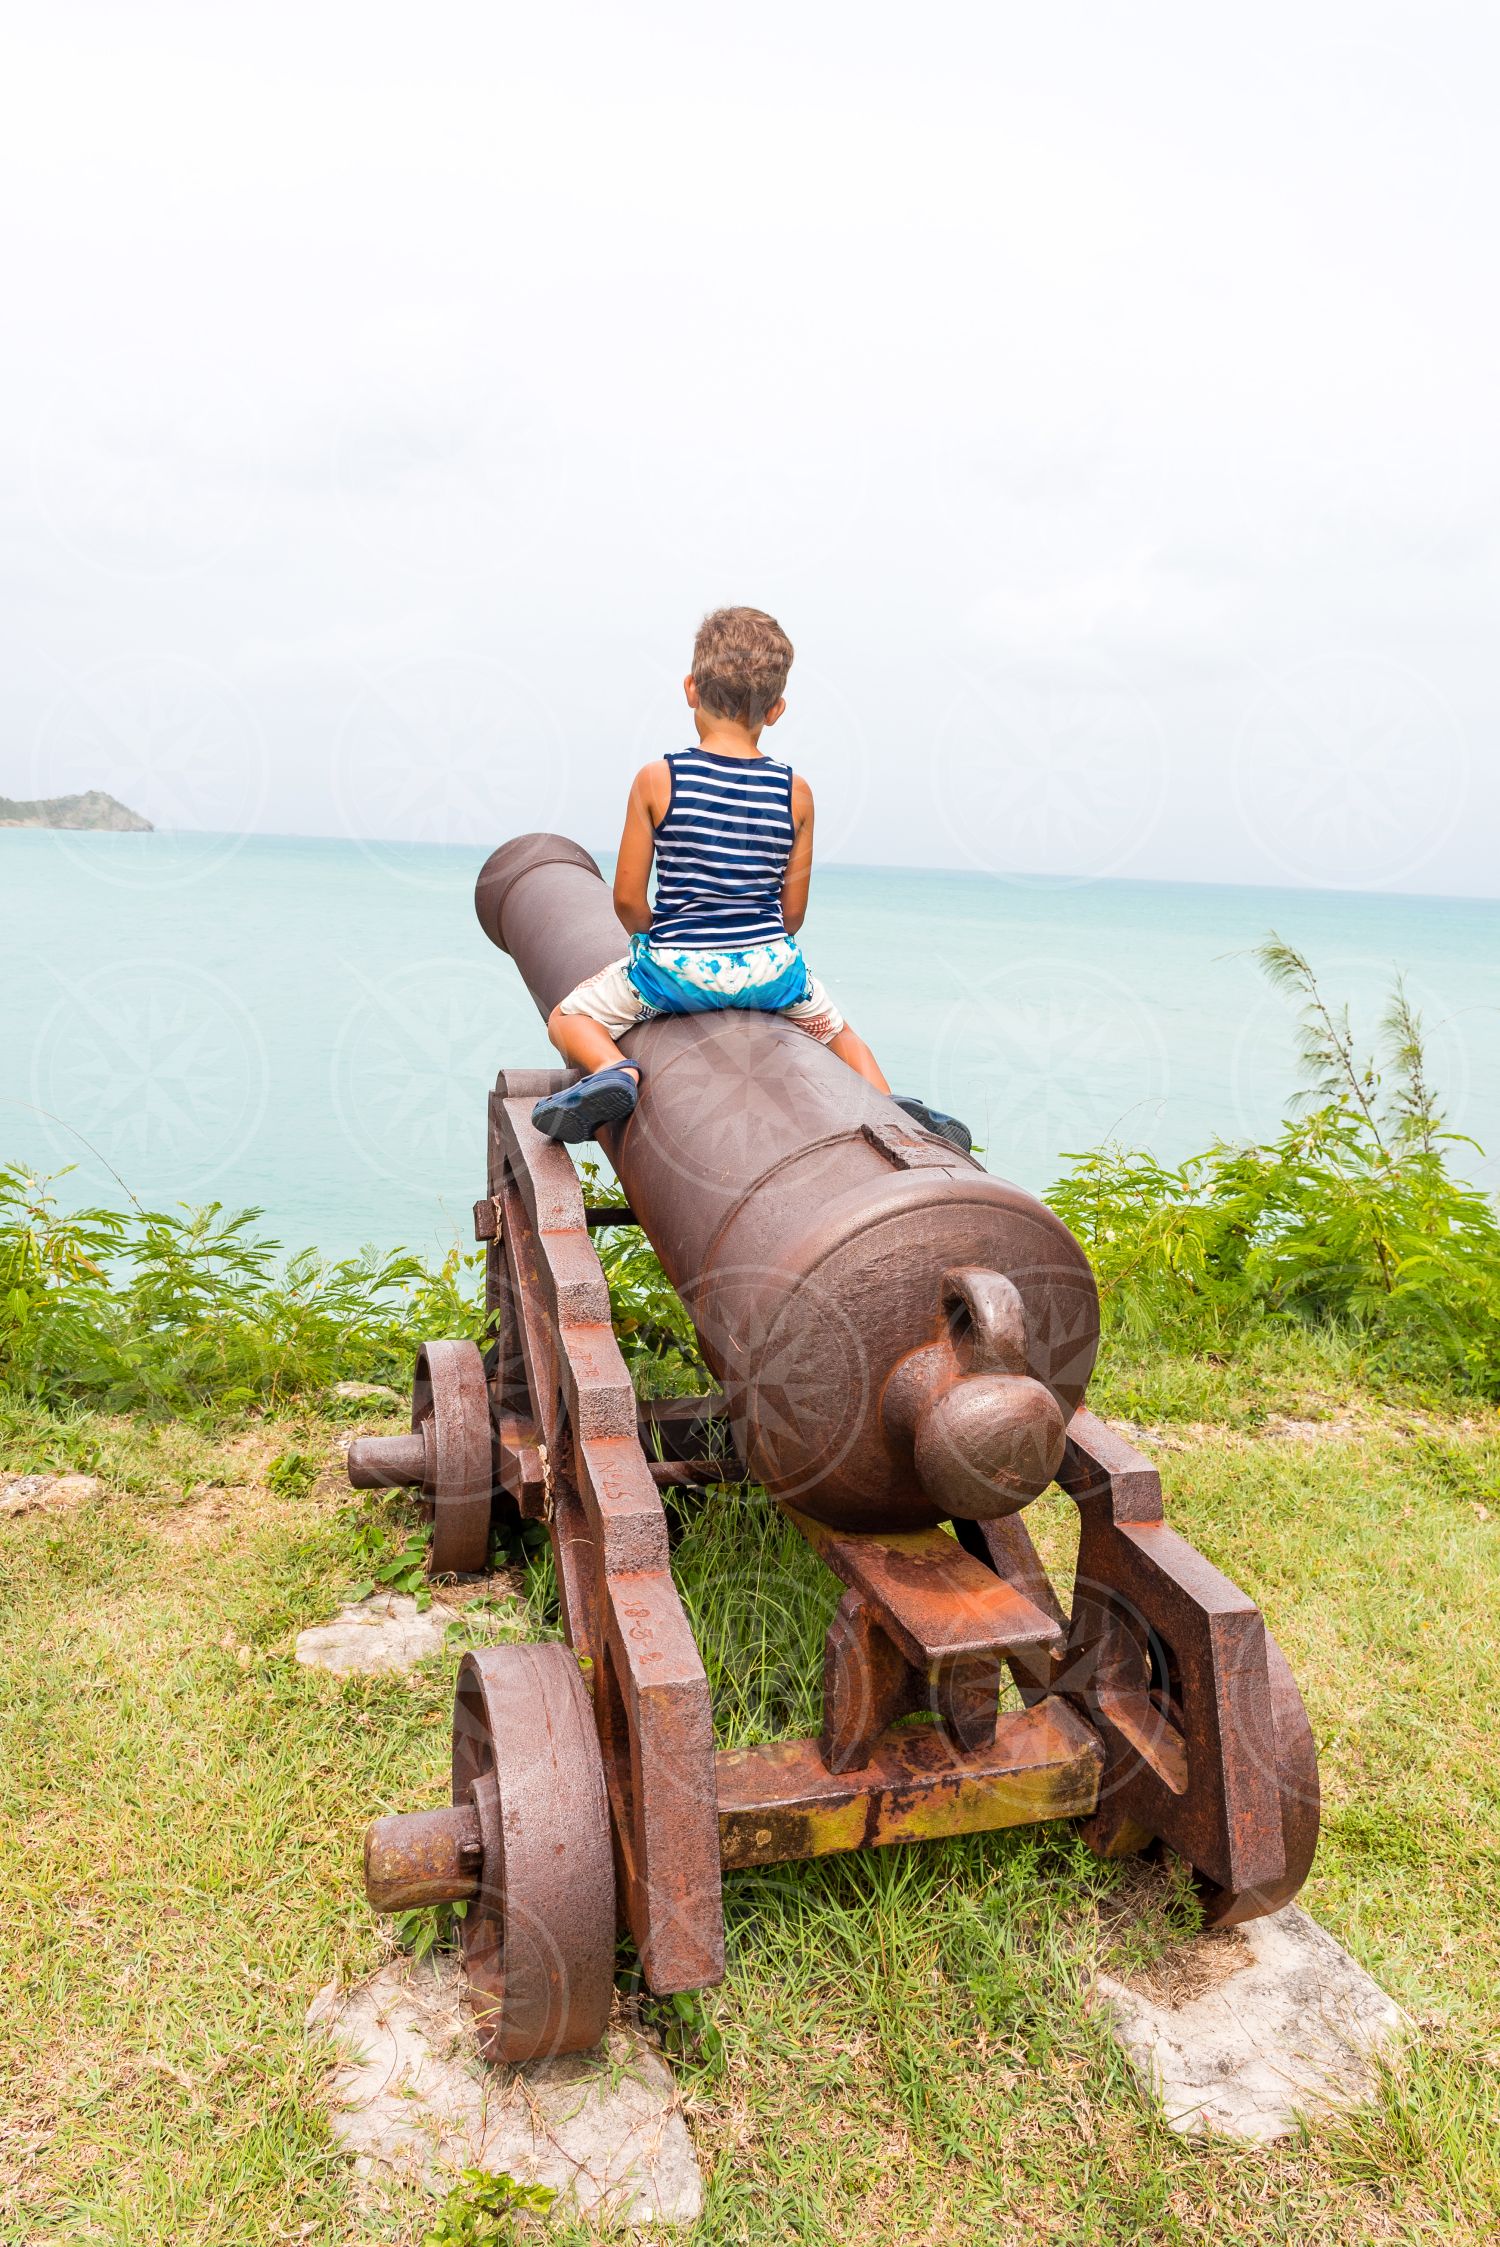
(1115, 1404), (1497, 1453)
(434, 1567), (527, 1609)
(1096, 1861), (1254, 2004)
(148, 1485), (266, 1548)
(1123, 1924), (1252, 2005)
(1118, 1416), (1367, 1453)
(1262, 1412), (1363, 1443)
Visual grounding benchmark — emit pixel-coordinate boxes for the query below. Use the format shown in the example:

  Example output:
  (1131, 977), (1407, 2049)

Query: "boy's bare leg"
(548, 1003), (881, 1092)
(545, 1007), (639, 1078)
(829, 1022), (890, 1093)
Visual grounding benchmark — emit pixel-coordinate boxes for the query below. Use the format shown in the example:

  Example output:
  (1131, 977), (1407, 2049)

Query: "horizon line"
(5, 818), (1498, 911)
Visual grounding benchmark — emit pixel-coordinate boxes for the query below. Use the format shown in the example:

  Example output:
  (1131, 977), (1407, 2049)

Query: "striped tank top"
(648, 746), (796, 949)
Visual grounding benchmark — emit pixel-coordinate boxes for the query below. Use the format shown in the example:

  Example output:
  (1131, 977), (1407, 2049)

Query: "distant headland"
(0, 790), (152, 832)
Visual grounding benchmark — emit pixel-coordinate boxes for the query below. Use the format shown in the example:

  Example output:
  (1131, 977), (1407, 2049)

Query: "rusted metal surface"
(489, 1079), (725, 1997)
(647, 1459), (730, 1488)
(717, 1698), (1103, 1869)
(357, 829), (1320, 2067)
(364, 1805), (481, 1911)
(452, 1643), (616, 2063)
(1204, 1638), (1320, 1926)
(475, 835), (1099, 1534)
(882, 1267), (1068, 1520)
(954, 1512), (1069, 1703)
(799, 1510), (1066, 1768)
(346, 1430), (426, 1490)
(638, 1391), (732, 1449)
(346, 1338), (492, 1576)
(932, 1653), (1007, 1755)
(1048, 1408), (1319, 1921)
(785, 1506), (1064, 1667)
(495, 1410), (546, 1518)
(639, 1393), (744, 1492)
(820, 1591), (918, 1772)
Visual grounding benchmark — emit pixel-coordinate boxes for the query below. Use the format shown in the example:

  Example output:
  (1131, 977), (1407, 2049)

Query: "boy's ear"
(763, 696), (786, 727)
(683, 675), (699, 709)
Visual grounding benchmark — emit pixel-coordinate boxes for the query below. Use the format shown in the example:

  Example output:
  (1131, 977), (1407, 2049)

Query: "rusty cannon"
(351, 832), (1318, 2062)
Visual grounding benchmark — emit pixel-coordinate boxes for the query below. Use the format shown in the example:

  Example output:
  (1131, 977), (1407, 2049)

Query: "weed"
(265, 1448), (320, 1501)
(423, 2168), (556, 2246)
(394, 1899), (468, 1964)
(0, 1166), (491, 1416)
(640, 1986), (726, 2077)
(579, 1159), (705, 1395)
(347, 1510), (436, 1605)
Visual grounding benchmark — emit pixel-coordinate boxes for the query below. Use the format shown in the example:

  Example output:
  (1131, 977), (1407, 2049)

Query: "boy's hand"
(613, 760), (669, 935)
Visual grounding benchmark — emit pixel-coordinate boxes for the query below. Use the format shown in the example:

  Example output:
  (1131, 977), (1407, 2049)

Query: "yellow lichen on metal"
(716, 1703), (1103, 1870)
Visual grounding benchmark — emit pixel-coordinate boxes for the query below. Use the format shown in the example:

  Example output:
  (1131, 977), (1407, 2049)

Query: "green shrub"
(0, 1169), (490, 1417)
(1048, 939), (1500, 1396)
(4, 939), (1495, 1418)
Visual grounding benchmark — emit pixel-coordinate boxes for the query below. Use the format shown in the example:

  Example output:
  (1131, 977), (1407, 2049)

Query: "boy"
(530, 606), (971, 1153)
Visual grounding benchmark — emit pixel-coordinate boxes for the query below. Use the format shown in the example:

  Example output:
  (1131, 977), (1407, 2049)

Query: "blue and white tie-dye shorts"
(556, 934), (845, 1045)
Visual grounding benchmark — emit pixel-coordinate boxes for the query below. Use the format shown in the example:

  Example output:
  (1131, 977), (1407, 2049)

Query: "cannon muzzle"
(882, 1268), (1068, 1518)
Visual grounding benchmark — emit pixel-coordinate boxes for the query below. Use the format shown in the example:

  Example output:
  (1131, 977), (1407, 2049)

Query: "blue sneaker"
(893, 1095), (973, 1155)
(531, 1066), (640, 1145)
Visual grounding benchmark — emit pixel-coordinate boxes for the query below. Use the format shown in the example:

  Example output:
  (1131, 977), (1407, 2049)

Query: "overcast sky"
(3, 2), (1496, 895)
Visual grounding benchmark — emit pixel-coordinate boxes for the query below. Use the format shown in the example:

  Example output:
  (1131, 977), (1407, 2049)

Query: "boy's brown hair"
(691, 606), (794, 727)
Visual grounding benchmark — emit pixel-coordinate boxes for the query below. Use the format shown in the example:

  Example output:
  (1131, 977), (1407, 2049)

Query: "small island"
(0, 790), (152, 832)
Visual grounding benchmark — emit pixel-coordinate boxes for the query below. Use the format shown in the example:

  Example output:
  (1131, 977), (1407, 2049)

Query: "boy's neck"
(693, 713), (765, 759)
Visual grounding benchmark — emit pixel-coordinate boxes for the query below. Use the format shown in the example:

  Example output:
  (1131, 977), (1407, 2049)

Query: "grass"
(2, 1340), (1499, 2245)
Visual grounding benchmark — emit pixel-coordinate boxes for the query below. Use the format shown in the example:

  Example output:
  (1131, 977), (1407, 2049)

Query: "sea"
(4, 829), (1497, 1265)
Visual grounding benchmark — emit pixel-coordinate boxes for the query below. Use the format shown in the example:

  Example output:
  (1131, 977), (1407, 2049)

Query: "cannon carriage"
(350, 834), (1318, 2063)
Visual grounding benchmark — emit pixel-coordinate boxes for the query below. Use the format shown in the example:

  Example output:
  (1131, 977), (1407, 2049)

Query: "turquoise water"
(5, 828), (1497, 1262)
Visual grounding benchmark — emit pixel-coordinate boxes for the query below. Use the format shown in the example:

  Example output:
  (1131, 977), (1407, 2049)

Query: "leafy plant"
(1048, 937), (1500, 1396)
(0, 1165), (490, 1416)
(348, 1512), (435, 1605)
(423, 2168), (556, 2246)
(579, 1160), (704, 1395)
(639, 1985), (726, 2074)
(393, 1899), (468, 1964)
(265, 1449), (320, 1501)
(3, 939), (1495, 1426)
(0, 1165), (125, 1392)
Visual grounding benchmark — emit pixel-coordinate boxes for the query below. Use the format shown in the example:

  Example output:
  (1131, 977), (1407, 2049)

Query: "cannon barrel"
(476, 835), (1099, 1533)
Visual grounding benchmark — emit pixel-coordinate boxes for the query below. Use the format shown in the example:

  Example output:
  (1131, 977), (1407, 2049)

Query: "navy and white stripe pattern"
(648, 746), (796, 949)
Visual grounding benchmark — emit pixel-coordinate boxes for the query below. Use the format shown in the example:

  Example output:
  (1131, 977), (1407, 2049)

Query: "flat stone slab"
(295, 1592), (459, 1675)
(0, 1472), (102, 1518)
(1097, 1903), (1407, 2140)
(308, 1955), (702, 2226)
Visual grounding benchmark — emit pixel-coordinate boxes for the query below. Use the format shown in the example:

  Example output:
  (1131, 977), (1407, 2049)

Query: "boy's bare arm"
(613, 760), (670, 935)
(781, 774), (815, 934)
